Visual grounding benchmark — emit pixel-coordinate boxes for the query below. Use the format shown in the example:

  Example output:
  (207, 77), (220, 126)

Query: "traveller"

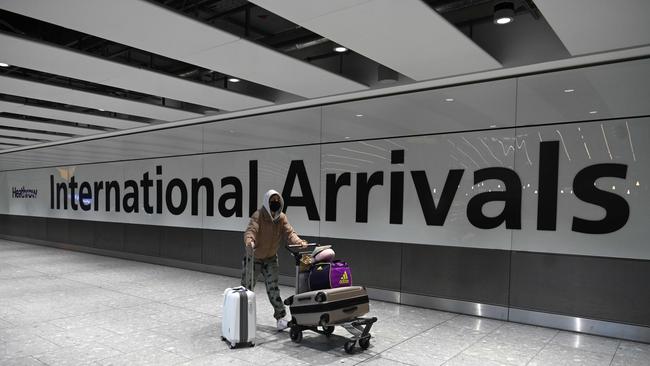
(243, 189), (307, 330)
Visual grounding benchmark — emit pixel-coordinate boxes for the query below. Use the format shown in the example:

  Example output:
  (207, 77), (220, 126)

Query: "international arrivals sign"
(48, 141), (629, 235)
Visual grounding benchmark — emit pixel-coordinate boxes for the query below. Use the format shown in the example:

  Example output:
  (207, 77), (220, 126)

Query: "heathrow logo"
(12, 186), (38, 199)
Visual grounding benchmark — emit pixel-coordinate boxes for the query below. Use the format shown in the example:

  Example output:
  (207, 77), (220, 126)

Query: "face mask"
(270, 201), (281, 212)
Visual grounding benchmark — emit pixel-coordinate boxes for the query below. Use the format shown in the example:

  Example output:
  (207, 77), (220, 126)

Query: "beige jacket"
(244, 190), (304, 259)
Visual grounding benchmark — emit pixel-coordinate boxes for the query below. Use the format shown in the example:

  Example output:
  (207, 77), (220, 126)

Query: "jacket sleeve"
(281, 215), (304, 246)
(243, 211), (259, 246)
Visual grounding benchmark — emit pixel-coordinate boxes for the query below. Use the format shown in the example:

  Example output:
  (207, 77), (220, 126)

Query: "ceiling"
(0, 0), (648, 153)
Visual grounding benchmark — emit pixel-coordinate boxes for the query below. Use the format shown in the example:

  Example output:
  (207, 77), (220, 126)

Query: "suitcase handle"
(342, 306), (358, 314)
(246, 248), (255, 291)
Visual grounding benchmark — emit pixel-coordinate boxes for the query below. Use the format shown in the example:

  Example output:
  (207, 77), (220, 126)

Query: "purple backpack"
(308, 260), (352, 291)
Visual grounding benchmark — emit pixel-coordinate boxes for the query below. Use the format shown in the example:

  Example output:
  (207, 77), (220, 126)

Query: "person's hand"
(300, 240), (308, 249)
(246, 241), (256, 255)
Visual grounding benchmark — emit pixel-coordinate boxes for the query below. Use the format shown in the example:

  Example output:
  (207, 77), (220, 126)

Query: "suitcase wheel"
(344, 340), (356, 354)
(290, 326), (303, 343)
(322, 325), (335, 337)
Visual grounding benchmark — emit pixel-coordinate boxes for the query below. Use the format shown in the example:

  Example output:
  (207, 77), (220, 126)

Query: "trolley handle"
(286, 243), (318, 264)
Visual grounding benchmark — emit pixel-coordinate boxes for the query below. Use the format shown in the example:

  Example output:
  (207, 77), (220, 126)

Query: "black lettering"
(141, 172), (154, 214)
(166, 178), (188, 215)
(219, 177), (243, 217)
(69, 177), (78, 210)
(93, 181), (103, 211)
(572, 164), (629, 234)
(356, 172), (384, 223)
(105, 181), (120, 212)
(282, 160), (320, 220)
(192, 178), (214, 216)
(56, 182), (67, 210)
(325, 172), (351, 222)
(123, 180), (139, 213)
(249, 160), (258, 216)
(411, 169), (464, 226)
(467, 168), (522, 229)
(156, 165), (163, 214)
(537, 141), (559, 230)
(79, 182), (92, 211)
(390, 150), (405, 224)
(50, 175), (54, 209)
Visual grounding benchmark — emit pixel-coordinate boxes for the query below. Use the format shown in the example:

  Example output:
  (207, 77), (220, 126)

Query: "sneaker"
(276, 318), (289, 331)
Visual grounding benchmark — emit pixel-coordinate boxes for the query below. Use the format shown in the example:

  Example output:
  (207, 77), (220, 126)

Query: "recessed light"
(494, 2), (515, 25)
(98, 108), (105, 111)
(589, 110), (598, 114)
(612, 185), (615, 190)
(344, 136), (350, 139)
(355, 114), (364, 117)
(0, 62), (9, 67)
(563, 89), (575, 93)
(334, 46), (347, 53)
(445, 98), (454, 102)
(489, 125), (497, 128)
(636, 181), (640, 186)
(228, 77), (240, 83)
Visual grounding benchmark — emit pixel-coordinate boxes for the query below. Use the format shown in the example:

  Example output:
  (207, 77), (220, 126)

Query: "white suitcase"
(221, 286), (256, 348)
(221, 251), (256, 348)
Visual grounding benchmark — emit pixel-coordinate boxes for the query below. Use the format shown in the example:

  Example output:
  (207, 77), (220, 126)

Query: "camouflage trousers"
(241, 254), (286, 320)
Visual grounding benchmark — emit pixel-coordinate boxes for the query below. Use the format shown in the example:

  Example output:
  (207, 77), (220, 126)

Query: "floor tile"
(527, 343), (614, 366)
(550, 331), (620, 355)
(95, 346), (189, 366)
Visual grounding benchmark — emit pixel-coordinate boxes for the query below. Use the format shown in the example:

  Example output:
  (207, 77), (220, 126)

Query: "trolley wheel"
(359, 337), (370, 350)
(290, 326), (303, 343)
(344, 340), (356, 354)
(322, 325), (335, 337)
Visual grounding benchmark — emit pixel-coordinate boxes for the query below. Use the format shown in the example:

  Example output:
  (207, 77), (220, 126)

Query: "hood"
(262, 189), (284, 221)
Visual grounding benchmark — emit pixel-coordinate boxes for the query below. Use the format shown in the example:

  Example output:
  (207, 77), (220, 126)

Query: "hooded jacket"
(244, 189), (304, 259)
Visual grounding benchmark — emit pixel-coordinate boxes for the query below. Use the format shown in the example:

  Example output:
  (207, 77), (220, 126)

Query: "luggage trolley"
(284, 244), (377, 354)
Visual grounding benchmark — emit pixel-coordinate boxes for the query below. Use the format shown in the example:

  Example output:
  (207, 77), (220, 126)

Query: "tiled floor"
(1, 239), (648, 366)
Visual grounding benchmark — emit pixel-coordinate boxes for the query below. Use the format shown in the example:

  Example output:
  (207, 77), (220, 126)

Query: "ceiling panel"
(185, 39), (366, 99)
(0, 75), (202, 121)
(535, 0), (650, 55)
(0, 137), (36, 145)
(0, 127), (67, 141)
(0, 33), (272, 111)
(250, 0), (501, 81)
(0, 116), (101, 136)
(0, 100), (147, 130)
(1, 0), (367, 98)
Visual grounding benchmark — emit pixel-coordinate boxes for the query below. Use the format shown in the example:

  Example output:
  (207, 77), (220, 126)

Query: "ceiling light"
(494, 2), (515, 25)
(378, 65), (398, 84)
(98, 108), (105, 111)
(589, 110), (598, 114)
(228, 77), (240, 83)
(564, 89), (575, 93)
(0, 62), (9, 67)
(334, 46), (347, 53)
(355, 114), (364, 117)
(445, 98), (454, 102)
